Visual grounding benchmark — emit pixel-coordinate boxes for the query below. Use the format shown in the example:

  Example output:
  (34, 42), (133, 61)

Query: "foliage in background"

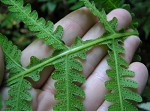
(130, 0), (150, 39)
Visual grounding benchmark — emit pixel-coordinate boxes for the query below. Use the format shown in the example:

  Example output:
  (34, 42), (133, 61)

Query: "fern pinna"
(0, 0), (66, 50)
(0, 0), (142, 111)
(82, 0), (142, 110)
(104, 39), (142, 111)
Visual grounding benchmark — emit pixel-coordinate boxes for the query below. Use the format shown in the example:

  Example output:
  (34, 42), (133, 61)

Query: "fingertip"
(130, 62), (149, 81)
(129, 62), (148, 94)
(124, 36), (141, 63)
(97, 101), (111, 111)
(107, 8), (132, 30)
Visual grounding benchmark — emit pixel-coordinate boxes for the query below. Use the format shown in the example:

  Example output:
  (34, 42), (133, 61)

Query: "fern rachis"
(5, 31), (137, 85)
(0, 0), (142, 111)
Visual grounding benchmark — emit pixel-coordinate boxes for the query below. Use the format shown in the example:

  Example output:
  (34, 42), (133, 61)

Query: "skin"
(0, 7), (149, 111)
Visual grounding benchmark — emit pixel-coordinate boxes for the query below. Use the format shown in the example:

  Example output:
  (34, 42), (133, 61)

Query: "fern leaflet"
(104, 39), (142, 111)
(0, 34), (45, 111)
(52, 56), (85, 111)
(52, 37), (88, 111)
(0, 0), (141, 110)
(81, 0), (117, 33)
(82, 0), (142, 111)
(0, 0), (67, 50)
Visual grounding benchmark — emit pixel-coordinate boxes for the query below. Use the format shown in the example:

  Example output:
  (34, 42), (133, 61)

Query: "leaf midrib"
(65, 55), (70, 111)
(6, 31), (138, 85)
(16, 76), (24, 111)
(112, 40), (123, 110)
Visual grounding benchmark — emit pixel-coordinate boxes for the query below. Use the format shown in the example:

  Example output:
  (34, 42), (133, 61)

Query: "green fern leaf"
(0, 31), (138, 111)
(81, 1), (142, 110)
(0, 0), (67, 50)
(81, 0), (117, 33)
(52, 37), (88, 111)
(52, 56), (86, 111)
(104, 39), (142, 111)
(5, 79), (32, 111)
(0, 34), (31, 111)
(0, 34), (24, 78)
(0, 0), (141, 111)
(0, 34), (46, 111)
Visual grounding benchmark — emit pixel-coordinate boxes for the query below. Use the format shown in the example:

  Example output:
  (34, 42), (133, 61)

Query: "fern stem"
(112, 39), (123, 111)
(6, 31), (138, 85)
(16, 76), (24, 111)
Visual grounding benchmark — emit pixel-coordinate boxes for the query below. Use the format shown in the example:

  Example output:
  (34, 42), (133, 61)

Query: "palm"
(1, 8), (148, 111)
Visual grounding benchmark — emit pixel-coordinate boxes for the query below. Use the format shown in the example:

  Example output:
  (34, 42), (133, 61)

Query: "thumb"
(0, 46), (4, 86)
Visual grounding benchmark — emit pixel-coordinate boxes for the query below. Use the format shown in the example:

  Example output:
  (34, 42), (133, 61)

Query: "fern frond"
(5, 78), (32, 111)
(6, 31), (138, 85)
(104, 39), (142, 111)
(52, 56), (86, 111)
(0, 0), (67, 50)
(52, 37), (87, 111)
(81, 0), (117, 33)
(0, 31), (138, 111)
(0, 34), (31, 111)
(0, 0), (142, 111)
(0, 34), (46, 111)
(81, 1), (142, 110)
(0, 34), (24, 77)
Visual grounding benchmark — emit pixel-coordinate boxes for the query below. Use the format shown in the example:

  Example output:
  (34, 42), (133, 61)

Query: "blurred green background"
(0, 0), (150, 110)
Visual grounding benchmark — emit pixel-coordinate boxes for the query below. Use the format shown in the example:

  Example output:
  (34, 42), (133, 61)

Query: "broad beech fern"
(0, 0), (142, 111)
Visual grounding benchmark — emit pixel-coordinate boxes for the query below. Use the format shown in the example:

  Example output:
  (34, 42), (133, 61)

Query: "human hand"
(0, 7), (148, 111)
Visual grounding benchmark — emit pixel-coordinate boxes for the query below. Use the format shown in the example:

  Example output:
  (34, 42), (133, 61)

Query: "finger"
(21, 7), (98, 88)
(43, 8), (132, 91)
(82, 36), (141, 111)
(0, 46), (4, 86)
(97, 62), (148, 111)
(42, 9), (132, 110)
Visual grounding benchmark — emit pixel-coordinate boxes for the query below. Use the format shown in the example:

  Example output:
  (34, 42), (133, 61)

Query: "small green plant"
(0, 0), (142, 111)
